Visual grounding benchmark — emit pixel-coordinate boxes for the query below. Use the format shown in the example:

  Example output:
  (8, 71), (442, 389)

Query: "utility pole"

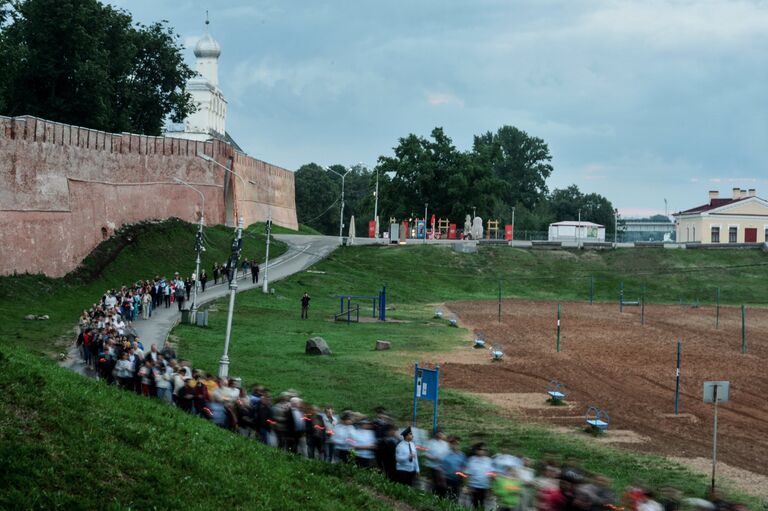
(220, 216), (243, 378)
(374, 165), (379, 239)
(173, 177), (205, 312)
(577, 209), (582, 248)
(511, 207), (515, 240)
(262, 210), (272, 294)
(614, 208), (619, 248)
(326, 166), (350, 245)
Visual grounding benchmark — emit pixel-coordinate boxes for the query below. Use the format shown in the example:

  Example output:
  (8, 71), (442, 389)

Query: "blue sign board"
(412, 363), (440, 433)
(416, 220), (426, 239)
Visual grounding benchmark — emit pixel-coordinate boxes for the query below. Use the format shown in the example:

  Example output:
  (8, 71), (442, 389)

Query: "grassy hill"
(0, 220), (459, 510)
(173, 244), (768, 506)
(0, 218), (288, 354)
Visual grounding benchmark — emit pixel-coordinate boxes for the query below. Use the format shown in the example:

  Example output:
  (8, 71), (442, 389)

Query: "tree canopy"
(0, 0), (194, 135)
(294, 125), (619, 237)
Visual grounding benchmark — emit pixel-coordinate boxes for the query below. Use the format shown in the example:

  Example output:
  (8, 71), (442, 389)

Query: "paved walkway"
(63, 235), (339, 375)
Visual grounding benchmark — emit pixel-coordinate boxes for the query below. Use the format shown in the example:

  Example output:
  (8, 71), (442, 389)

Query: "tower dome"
(194, 32), (221, 59)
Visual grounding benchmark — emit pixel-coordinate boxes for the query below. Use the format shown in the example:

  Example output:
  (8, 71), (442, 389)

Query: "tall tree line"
(0, 0), (194, 135)
(295, 125), (618, 236)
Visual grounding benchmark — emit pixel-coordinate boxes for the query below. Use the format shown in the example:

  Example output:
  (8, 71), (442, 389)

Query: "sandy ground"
(418, 299), (768, 497)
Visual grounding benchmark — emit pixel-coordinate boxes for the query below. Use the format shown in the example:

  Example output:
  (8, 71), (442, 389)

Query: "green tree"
(294, 163), (339, 234)
(0, 0), (194, 135)
(549, 184), (616, 229)
(473, 125), (554, 210)
(377, 127), (499, 223)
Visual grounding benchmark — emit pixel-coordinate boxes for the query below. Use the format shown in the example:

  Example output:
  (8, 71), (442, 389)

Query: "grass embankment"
(0, 218), (287, 354)
(174, 244), (768, 505)
(0, 343), (456, 510)
(0, 220), (462, 510)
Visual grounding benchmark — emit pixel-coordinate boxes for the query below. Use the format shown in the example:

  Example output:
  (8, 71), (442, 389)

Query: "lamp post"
(511, 206), (515, 240)
(577, 208), (582, 248)
(326, 166), (351, 245)
(262, 209), (271, 294)
(374, 165), (379, 239)
(173, 177), (205, 312)
(614, 208), (619, 248)
(197, 152), (249, 379)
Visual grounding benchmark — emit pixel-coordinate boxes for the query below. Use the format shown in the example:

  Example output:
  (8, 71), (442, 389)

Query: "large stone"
(306, 336), (332, 355)
(375, 340), (391, 351)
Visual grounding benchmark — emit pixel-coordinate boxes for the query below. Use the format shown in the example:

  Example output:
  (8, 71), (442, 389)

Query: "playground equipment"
(486, 219), (500, 239)
(335, 286), (387, 324)
(547, 380), (567, 404)
(490, 344), (504, 361)
(585, 406), (610, 434)
(437, 218), (450, 238)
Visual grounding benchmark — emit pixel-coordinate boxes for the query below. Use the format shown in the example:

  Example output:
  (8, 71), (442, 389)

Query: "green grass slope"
(174, 244), (768, 506)
(0, 218), (287, 354)
(0, 343), (455, 511)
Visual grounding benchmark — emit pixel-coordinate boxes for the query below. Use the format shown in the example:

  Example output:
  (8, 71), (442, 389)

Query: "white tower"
(166, 14), (228, 142)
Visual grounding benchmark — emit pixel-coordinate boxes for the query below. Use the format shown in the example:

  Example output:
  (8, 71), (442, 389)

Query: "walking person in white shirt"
(465, 443), (494, 509)
(425, 429), (450, 496)
(331, 412), (355, 463)
(350, 419), (377, 468)
(395, 427), (420, 487)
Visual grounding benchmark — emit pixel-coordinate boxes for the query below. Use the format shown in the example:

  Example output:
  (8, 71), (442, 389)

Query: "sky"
(108, 0), (768, 217)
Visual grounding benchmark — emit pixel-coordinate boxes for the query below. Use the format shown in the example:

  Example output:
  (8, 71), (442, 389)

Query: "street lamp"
(197, 152), (249, 379)
(511, 207), (515, 241)
(173, 177), (205, 312)
(371, 163), (380, 239)
(262, 209), (272, 294)
(326, 166), (351, 245)
(577, 208), (582, 249)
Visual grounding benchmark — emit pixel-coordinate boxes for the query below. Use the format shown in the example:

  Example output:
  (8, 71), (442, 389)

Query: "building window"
(729, 226), (738, 243)
(686, 227), (690, 242)
(711, 226), (720, 243)
(692, 227), (695, 241)
(764, 227), (768, 242)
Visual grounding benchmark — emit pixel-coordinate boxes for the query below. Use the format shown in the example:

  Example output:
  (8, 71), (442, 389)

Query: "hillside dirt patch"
(417, 300), (768, 484)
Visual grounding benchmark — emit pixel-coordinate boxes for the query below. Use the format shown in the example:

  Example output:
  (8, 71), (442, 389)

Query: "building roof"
(675, 197), (749, 215)
(549, 221), (604, 227)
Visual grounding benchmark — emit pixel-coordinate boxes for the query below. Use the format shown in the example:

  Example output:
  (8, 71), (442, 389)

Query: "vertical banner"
(505, 224), (513, 240)
(368, 220), (376, 238)
(402, 221), (409, 240)
(448, 223), (457, 239)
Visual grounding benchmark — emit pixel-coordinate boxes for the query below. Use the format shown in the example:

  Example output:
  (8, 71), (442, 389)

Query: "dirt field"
(434, 300), (768, 480)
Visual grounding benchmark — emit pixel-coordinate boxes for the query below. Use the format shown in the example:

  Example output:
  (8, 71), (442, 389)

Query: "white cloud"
(426, 92), (464, 107)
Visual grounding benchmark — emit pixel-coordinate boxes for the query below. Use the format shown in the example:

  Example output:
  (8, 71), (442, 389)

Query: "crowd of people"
(74, 273), (751, 511)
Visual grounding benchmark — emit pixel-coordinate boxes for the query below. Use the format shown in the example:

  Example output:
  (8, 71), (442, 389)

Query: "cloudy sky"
(109, 0), (768, 217)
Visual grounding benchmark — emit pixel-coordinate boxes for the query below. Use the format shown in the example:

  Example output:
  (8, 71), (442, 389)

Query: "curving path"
(63, 235), (340, 374)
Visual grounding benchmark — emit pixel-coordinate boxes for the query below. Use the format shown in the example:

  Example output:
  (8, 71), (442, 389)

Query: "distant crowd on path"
(75, 275), (750, 511)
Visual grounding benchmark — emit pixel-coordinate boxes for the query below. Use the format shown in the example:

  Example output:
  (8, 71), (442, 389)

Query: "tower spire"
(205, 10), (210, 27)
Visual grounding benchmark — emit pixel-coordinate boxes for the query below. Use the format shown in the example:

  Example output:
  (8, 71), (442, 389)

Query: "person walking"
(200, 270), (208, 292)
(301, 292), (311, 319)
(212, 263), (220, 285)
(465, 443), (494, 509)
(395, 427), (420, 487)
(176, 284), (186, 311)
(252, 263), (259, 284)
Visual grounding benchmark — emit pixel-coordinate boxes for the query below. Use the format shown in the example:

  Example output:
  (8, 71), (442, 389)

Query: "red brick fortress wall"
(0, 115), (298, 277)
